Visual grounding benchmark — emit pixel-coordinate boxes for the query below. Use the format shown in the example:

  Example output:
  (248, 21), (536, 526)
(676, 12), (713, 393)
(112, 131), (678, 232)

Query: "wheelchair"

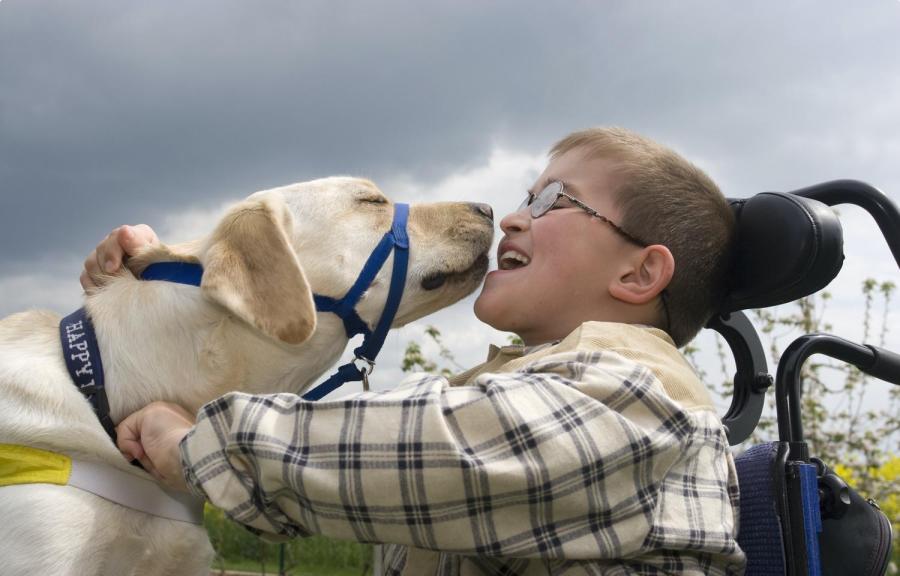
(709, 180), (899, 575)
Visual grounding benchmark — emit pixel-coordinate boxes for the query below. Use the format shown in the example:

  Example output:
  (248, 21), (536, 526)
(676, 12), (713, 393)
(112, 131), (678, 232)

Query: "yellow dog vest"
(0, 443), (204, 524)
(0, 443), (71, 487)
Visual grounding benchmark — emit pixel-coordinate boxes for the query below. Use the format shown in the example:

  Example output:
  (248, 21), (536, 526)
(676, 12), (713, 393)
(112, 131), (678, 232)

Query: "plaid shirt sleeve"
(180, 347), (740, 564)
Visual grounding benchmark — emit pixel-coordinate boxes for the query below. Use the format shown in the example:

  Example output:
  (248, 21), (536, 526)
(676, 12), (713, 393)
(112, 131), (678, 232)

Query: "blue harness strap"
(302, 203), (409, 400)
(309, 231), (403, 341)
(140, 261), (203, 285)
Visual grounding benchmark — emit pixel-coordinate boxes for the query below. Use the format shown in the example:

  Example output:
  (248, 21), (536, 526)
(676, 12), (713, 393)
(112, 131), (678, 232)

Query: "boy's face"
(474, 147), (641, 345)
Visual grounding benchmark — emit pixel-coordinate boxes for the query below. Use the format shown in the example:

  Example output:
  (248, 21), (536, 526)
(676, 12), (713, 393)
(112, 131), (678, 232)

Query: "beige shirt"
(182, 322), (745, 575)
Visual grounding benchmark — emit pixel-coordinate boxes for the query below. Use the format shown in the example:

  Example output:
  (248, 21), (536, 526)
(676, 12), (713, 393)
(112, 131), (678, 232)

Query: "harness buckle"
(354, 355), (375, 392)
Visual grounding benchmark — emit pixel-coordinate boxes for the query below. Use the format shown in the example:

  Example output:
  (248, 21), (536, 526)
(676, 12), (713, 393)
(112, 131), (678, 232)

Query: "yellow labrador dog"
(0, 177), (493, 576)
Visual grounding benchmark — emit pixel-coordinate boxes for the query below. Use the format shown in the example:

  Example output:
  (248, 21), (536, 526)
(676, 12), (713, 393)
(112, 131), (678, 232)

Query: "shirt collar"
(486, 340), (559, 362)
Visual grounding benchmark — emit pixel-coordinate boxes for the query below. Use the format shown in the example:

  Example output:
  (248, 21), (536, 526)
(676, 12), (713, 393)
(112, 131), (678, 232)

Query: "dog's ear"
(201, 197), (316, 345)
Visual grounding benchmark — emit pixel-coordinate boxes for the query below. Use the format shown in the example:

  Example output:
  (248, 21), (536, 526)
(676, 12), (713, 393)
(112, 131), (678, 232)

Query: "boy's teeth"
(499, 250), (531, 270)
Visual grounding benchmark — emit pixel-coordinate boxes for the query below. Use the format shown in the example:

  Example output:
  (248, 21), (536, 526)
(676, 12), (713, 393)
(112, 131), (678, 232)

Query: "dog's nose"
(469, 202), (494, 221)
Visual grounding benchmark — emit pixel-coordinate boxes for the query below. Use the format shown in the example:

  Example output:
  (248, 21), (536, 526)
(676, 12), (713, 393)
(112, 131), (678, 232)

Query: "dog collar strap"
(59, 262), (203, 444)
(0, 444), (204, 524)
(303, 202), (410, 401)
(60, 308), (116, 441)
(140, 261), (204, 286)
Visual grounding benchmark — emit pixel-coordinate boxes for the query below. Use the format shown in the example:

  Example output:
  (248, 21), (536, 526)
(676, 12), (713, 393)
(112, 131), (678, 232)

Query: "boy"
(86, 127), (744, 575)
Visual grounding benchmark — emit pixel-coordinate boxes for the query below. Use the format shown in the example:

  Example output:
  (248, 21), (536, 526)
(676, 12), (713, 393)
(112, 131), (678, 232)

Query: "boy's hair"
(551, 127), (734, 347)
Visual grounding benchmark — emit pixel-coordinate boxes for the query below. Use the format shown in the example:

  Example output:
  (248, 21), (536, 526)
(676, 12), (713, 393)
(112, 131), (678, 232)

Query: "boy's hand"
(81, 224), (159, 291)
(116, 401), (195, 492)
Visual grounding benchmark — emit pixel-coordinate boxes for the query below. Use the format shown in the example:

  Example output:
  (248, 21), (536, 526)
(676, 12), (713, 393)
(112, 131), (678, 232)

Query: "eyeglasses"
(519, 180), (672, 335)
(519, 181), (649, 247)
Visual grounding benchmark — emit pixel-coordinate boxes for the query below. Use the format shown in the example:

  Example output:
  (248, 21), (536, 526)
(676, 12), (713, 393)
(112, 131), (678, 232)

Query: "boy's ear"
(201, 197), (317, 345)
(608, 244), (675, 305)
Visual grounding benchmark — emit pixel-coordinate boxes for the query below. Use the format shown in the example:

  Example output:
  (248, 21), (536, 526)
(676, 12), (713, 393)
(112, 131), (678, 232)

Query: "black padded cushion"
(721, 192), (844, 313)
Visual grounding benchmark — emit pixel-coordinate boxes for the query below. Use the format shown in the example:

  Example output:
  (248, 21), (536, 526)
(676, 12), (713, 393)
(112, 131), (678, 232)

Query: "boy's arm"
(181, 349), (727, 558)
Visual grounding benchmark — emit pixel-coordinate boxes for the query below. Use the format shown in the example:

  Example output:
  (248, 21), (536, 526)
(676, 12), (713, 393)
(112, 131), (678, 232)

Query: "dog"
(0, 177), (494, 576)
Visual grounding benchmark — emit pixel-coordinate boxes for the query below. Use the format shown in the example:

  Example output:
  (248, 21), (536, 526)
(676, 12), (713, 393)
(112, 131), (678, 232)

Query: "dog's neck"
(85, 273), (349, 424)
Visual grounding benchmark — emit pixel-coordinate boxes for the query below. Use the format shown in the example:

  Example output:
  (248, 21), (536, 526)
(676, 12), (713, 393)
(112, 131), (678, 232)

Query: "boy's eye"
(550, 197), (575, 210)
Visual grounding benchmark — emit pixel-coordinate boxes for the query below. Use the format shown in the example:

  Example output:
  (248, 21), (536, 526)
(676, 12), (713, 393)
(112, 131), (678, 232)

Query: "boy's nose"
(499, 205), (531, 234)
(469, 202), (493, 221)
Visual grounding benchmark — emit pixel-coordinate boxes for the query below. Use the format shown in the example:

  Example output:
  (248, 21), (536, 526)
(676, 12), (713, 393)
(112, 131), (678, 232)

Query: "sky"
(2, 1), (899, 421)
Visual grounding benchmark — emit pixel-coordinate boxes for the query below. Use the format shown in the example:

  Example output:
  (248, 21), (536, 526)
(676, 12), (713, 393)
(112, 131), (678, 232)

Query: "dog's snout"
(469, 202), (493, 221)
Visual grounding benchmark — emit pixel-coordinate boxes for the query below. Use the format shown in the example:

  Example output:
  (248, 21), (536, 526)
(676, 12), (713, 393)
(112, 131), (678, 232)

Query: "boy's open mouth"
(498, 250), (531, 270)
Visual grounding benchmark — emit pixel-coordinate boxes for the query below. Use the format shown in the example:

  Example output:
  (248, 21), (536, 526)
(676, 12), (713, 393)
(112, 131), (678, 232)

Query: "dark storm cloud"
(0, 0), (576, 271)
(2, 0), (900, 277)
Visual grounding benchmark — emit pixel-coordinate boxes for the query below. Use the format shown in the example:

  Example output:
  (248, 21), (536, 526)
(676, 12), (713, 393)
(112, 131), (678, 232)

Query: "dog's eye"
(358, 197), (388, 205)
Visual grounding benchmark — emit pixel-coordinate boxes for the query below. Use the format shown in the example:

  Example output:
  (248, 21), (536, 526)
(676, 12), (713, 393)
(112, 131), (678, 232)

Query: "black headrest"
(721, 192), (845, 313)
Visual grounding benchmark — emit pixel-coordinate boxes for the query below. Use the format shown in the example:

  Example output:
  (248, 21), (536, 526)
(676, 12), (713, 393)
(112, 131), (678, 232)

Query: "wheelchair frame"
(709, 180), (900, 575)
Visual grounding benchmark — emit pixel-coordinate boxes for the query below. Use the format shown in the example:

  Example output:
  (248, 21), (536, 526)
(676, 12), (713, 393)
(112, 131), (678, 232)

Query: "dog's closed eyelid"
(357, 196), (388, 205)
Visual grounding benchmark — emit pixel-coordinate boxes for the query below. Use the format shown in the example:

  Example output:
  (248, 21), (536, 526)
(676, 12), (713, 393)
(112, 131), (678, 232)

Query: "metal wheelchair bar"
(790, 179), (900, 268)
(776, 333), (900, 445)
(707, 311), (772, 446)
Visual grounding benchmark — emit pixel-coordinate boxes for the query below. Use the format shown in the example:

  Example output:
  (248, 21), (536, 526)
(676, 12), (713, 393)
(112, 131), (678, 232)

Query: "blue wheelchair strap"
(798, 463), (823, 576)
(302, 203), (409, 400)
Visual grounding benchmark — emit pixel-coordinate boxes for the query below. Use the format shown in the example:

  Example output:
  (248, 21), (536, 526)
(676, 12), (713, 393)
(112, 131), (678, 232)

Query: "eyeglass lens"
(520, 181), (565, 217)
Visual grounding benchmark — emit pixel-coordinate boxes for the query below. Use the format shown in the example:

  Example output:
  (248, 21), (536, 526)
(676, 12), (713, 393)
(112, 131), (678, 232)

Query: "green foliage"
(401, 325), (474, 376)
(205, 505), (372, 574)
(401, 326), (525, 376)
(401, 340), (439, 374)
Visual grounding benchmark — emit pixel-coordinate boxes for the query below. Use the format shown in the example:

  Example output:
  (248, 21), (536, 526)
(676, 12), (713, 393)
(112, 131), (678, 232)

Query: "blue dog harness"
(304, 202), (410, 399)
(59, 202), (410, 438)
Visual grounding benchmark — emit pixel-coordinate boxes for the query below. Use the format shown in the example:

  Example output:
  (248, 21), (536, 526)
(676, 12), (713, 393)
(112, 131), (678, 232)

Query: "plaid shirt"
(181, 322), (745, 575)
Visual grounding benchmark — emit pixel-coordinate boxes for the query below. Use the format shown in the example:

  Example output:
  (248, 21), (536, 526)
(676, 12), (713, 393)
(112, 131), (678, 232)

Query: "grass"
(205, 507), (373, 576)
(210, 556), (370, 576)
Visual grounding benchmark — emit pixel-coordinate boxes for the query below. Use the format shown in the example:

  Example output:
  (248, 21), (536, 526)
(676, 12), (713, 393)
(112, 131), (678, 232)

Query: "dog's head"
(146, 177), (494, 347)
